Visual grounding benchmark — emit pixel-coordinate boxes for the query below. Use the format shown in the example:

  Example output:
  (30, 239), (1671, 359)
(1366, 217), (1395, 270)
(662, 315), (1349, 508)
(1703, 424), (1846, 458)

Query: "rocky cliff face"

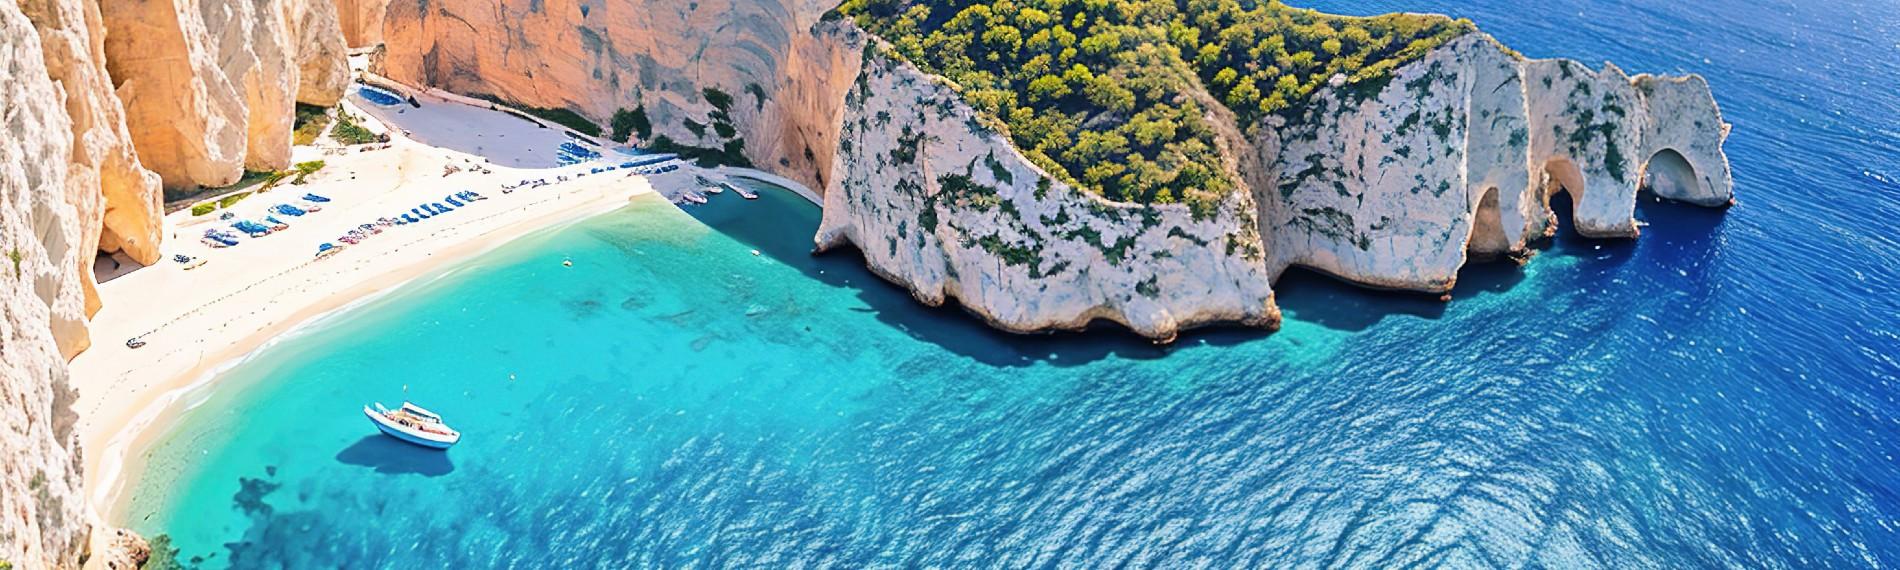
(2, 3), (91, 566)
(376, 9), (1733, 340)
(330, 0), (392, 48)
(1266, 34), (1733, 292)
(101, 0), (349, 188)
(3, 0), (353, 566)
(816, 39), (1279, 341)
(379, 0), (852, 190)
(19, 0), (166, 357)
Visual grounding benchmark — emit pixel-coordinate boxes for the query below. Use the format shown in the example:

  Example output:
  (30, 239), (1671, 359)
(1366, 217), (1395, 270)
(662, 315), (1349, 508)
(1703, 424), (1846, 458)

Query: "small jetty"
(726, 183), (758, 200)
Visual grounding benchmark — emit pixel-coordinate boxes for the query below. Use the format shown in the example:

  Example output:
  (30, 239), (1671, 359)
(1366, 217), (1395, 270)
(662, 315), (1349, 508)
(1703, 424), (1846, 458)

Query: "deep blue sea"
(124, 0), (1900, 567)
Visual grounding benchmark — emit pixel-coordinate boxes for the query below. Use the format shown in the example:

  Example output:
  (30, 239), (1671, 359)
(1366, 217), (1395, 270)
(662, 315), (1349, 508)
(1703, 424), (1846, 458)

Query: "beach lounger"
(303, 193), (332, 203)
(445, 196), (464, 207)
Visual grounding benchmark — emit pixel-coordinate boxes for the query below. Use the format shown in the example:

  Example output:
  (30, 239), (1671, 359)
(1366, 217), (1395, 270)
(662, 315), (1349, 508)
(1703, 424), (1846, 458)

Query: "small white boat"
(680, 191), (708, 205)
(733, 185), (758, 200)
(364, 402), (461, 449)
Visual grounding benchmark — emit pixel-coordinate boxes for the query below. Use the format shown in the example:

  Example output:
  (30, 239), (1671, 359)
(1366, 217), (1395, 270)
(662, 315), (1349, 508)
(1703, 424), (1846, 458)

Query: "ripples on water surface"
(126, 0), (1898, 566)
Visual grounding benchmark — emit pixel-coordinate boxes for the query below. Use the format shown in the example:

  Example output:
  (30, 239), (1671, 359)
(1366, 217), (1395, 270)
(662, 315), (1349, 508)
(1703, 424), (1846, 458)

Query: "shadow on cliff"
(335, 436), (456, 476)
(685, 186), (1264, 368)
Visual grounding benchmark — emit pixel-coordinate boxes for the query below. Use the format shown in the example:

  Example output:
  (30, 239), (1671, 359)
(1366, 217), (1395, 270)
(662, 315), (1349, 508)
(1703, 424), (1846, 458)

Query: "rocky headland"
(1, 1), (1733, 566)
(380, 0), (1733, 341)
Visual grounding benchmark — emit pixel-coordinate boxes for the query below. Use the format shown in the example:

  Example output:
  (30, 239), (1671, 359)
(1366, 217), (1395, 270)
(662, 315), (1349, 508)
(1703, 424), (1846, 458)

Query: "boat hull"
(364, 405), (459, 449)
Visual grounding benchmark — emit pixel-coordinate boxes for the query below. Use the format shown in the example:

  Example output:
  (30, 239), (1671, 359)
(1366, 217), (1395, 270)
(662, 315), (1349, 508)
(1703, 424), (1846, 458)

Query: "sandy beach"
(66, 79), (712, 535)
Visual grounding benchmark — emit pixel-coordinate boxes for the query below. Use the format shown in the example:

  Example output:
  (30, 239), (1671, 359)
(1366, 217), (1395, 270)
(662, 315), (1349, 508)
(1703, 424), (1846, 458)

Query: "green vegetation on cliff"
(837, 0), (1472, 205)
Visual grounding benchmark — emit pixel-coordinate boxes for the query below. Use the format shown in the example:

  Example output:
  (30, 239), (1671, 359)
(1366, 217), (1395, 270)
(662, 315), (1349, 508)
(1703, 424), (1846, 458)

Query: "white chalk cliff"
(2, 4), (91, 566)
(379, 5), (1734, 341)
(816, 34), (1278, 341)
(3, 0), (351, 566)
(1265, 34), (1734, 292)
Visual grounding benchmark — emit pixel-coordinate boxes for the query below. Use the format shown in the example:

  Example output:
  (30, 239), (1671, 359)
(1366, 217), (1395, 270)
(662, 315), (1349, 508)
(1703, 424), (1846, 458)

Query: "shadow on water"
(335, 436), (455, 476)
(691, 181), (1732, 346)
(686, 183), (1267, 368)
(1273, 267), (1449, 332)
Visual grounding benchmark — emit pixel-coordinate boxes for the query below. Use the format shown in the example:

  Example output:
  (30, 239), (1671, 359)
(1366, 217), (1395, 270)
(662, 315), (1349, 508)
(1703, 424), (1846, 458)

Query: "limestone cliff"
(330, 0), (392, 48)
(377, 7), (1733, 340)
(18, 0), (166, 357)
(816, 39), (1279, 341)
(379, 0), (853, 191)
(2, 1), (352, 566)
(1266, 34), (1733, 292)
(1, 3), (91, 566)
(101, 0), (349, 188)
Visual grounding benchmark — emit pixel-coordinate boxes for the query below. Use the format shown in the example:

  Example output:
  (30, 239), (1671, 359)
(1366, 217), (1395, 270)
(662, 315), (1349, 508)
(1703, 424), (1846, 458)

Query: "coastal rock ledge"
(1266, 34), (1734, 292)
(378, 2), (1733, 341)
(814, 31), (1280, 342)
(814, 31), (1733, 339)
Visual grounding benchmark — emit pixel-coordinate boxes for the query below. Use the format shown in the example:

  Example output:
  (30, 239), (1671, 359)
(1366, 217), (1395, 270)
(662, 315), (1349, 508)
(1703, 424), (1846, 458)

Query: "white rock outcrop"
(1, 3), (91, 565)
(375, 12), (1733, 340)
(816, 42), (1279, 341)
(18, 0), (168, 357)
(1266, 34), (1733, 292)
(2, 2), (349, 566)
(101, 0), (349, 188)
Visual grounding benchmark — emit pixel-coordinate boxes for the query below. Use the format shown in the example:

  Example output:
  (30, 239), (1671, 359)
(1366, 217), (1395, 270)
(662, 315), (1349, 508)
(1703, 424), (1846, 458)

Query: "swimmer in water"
(562, 258), (573, 267)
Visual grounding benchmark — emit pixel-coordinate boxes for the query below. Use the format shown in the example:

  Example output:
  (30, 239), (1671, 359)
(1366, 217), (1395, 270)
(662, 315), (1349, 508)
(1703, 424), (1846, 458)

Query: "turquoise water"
(128, 0), (1900, 566)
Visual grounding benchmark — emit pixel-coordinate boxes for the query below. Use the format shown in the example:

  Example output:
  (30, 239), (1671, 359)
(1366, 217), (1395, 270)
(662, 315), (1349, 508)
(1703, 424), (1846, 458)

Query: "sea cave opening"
(1640, 147), (1702, 202)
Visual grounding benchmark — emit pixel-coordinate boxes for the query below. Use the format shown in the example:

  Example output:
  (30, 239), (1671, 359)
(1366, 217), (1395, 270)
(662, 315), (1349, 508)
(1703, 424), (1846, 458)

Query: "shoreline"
(85, 188), (649, 526)
(67, 87), (700, 543)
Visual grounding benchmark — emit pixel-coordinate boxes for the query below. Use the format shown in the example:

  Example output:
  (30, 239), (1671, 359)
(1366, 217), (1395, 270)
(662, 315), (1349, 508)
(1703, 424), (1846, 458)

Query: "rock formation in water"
(3, 0), (352, 566)
(1265, 34), (1733, 291)
(380, 2), (1732, 340)
(816, 33), (1278, 340)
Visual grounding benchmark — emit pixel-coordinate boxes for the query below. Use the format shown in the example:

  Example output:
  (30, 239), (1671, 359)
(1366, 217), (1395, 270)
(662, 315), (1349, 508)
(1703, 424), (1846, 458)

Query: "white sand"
(68, 83), (710, 540)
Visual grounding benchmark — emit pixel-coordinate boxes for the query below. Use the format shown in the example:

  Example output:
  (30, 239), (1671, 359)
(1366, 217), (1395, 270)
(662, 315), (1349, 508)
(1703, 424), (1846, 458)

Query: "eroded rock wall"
(19, 0), (167, 357)
(375, 9), (1731, 337)
(1267, 34), (1733, 292)
(379, 0), (851, 190)
(330, 0), (391, 48)
(1, 3), (90, 565)
(816, 43), (1279, 341)
(101, 0), (349, 188)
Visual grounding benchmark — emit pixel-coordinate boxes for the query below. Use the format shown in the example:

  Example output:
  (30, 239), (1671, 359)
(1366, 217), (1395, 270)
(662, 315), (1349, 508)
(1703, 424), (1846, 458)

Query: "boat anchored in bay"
(365, 402), (461, 449)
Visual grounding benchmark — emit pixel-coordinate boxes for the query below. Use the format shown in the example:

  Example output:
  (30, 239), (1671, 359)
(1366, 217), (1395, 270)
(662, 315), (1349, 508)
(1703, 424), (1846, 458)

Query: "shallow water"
(127, 0), (1899, 566)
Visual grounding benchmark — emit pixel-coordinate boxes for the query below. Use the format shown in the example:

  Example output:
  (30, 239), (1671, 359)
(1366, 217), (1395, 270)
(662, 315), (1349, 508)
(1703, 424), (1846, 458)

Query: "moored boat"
(364, 402), (461, 449)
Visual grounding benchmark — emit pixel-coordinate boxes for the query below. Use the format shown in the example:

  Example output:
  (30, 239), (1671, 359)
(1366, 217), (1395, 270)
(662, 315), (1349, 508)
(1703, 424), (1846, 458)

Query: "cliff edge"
(3, 0), (353, 566)
(377, 2), (1734, 341)
(1265, 34), (1733, 292)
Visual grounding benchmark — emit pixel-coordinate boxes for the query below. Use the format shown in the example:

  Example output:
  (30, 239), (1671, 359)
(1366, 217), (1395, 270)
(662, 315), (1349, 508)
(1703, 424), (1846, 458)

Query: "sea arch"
(1538, 157), (1587, 236)
(1466, 185), (1510, 258)
(1639, 147), (1706, 202)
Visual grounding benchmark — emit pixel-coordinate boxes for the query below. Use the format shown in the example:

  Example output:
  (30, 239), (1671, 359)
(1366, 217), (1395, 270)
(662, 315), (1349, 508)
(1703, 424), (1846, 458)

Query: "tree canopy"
(836, 0), (1473, 205)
